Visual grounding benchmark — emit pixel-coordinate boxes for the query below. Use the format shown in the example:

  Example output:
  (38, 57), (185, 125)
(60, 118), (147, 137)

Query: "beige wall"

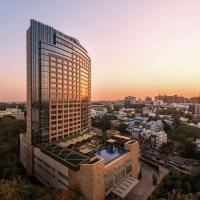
(68, 158), (105, 200)
(125, 141), (139, 178)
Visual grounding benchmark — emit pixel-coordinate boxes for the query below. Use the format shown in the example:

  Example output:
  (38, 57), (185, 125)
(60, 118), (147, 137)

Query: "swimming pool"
(95, 147), (126, 164)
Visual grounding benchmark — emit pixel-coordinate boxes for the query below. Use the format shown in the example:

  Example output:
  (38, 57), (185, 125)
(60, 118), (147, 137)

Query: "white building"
(148, 112), (156, 117)
(91, 105), (108, 118)
(139, 129), (151, 141)
(153, 100), (165, 106)
(120, 108), (135, 116)
(147, 120), (163, 132)
(150, 131), (167, 149)
(142, 107), (150, 115)
(189, 104), (200, 122)
(195, 139), (200, 152)
(0, 108), (24, 119)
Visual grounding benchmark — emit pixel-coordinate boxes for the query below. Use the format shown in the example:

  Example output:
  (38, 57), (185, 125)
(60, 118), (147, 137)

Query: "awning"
(112, 176), (139, 198)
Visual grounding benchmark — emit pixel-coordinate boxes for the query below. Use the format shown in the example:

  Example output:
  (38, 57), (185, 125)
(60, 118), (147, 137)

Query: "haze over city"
(1, 0), (200, 101)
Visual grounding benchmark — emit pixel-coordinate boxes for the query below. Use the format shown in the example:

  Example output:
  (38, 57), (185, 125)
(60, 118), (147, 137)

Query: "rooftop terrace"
(37, 132), (134, 169)
(37, 143), (90, 170)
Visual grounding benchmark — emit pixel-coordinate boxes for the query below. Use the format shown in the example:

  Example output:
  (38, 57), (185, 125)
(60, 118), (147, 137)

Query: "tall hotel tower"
(22, 19), (91, 172)
(21, 20), (139, 200)
(27, 19), (91, 144)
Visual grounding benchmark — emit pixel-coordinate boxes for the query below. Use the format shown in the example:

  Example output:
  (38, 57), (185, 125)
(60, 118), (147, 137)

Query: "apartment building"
(150, 131), (167, 149)
(0, 108), (24, 119)
(189, 104), (200, 122)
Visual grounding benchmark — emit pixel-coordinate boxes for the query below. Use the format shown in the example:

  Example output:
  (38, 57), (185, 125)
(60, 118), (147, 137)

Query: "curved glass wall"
(27, 20), (91, 144)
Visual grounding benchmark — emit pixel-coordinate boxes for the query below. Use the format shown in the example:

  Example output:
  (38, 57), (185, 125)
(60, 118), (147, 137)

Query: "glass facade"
(27, 20), (91, 145)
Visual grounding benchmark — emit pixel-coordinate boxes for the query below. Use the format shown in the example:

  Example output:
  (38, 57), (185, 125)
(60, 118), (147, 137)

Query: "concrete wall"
(125, 140), (139, 178)
(33, 147), (69, 189)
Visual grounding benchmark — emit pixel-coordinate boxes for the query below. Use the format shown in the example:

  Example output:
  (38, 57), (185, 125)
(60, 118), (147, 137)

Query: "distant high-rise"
(26, 20), (91, 146)
(124, 96), (136, 107)
(190, 96), (200, 104)
(155, 95), (189, 104)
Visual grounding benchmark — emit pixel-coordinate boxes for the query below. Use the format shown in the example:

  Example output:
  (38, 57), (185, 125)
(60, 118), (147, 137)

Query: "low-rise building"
(142, 107), (150, 115)
(139, 129), (152, 142)
(195, 139), (200, 152)
(0, 108), (24, 119)
(91, 104), (108, 118)
(126, 125), (143, 140)
(146, 120), (163, 132)
(110, 120), (121, 129)
(189, 104), (200, 122)
(120, 107), (135, 116)
(153, 100), (165, 106)
(150, 131), (167, 149)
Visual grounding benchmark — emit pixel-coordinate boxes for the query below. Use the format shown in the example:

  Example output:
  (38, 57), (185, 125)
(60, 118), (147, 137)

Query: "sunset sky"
(0, 0), (200, 101)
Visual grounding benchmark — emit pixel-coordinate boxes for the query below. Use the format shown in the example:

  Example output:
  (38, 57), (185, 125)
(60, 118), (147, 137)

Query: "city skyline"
(1, 0), (200, 101)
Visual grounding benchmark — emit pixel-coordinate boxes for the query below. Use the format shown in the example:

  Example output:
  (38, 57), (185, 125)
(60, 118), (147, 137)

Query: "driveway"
(125, 163), (169, 200)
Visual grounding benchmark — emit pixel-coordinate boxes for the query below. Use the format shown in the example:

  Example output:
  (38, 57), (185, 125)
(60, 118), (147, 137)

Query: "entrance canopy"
(112, 176), (139, 198)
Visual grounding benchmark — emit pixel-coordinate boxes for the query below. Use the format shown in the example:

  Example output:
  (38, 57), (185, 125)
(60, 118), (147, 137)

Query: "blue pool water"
(95, 147), (125, 164)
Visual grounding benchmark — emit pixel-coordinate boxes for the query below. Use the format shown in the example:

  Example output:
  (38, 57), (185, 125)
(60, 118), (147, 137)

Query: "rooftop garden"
(37, 143), (89, 169)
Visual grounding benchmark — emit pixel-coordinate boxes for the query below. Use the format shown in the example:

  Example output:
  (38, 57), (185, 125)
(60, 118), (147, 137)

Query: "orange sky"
(1, 0), (200, 101)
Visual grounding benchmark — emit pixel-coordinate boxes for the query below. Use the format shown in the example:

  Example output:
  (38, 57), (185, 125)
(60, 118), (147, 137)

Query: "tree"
(170, 124), (200, 143)
(180, 139), (200, 160)
(162, 120), (171, 133)
(57, 189), (70, 200)
(169, 190), (192, 200)
(68, 185), (86, 200)
(117, 123), (127, 134)
(0, 176), (29, 200)
(196, 192), (200, 200)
